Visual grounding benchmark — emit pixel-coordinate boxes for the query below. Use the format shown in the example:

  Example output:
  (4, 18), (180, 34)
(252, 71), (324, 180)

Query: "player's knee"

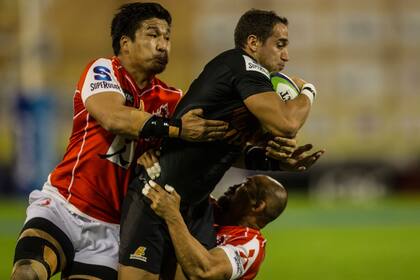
(11, 259), (48, 280)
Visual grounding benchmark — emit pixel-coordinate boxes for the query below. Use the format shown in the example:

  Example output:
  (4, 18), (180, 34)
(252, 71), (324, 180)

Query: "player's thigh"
(62, 261), (117, 280)
(119, 182), (166, 275)
(13, 190), (76, 279)
(70, 215), (120, 279)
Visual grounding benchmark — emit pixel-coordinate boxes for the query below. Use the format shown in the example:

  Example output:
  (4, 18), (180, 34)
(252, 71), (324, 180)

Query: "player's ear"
(120, 35), (131, 54)
(252, 200), (266, 213)
(246, 35), (259, 53)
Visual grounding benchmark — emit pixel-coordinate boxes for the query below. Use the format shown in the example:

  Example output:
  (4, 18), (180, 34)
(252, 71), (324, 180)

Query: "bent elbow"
(267, 120), (300, 138)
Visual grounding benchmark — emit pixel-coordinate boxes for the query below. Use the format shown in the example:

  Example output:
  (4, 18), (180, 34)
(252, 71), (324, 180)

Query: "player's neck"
(118, 55), (154, 89)
(238, 218), (261, 230)
(241, 47), (258, 62)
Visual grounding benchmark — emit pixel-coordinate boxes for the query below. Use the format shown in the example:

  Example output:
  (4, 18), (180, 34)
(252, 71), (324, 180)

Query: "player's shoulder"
(212, 48), (243, 66)
(79, 57), (116, 78)
(153, 77), (183, 96)
(214, 48), (270, 79)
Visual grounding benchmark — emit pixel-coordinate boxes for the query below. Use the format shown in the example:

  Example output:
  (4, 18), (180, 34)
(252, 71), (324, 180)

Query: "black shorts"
(119, 177), (216, 274)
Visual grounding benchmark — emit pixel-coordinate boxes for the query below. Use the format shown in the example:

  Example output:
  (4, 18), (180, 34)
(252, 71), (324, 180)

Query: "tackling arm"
(144, 183), (233, 280)
(85, 92), (152, 139)
(85, 92), (230, 141)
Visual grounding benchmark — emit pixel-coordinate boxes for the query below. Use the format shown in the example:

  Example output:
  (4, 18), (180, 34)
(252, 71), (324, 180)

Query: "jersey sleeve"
(233, 54), (275, 100)
(218, 236), (264, 280)
(80, 58), (125, 104)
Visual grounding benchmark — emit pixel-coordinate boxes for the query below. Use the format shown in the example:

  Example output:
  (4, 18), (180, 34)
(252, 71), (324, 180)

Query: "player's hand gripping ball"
(271, 72), (300, 101)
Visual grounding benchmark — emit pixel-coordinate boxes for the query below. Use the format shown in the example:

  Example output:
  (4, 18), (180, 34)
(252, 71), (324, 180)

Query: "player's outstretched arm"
(243, 78), (316, 138)
(85, 92), (230, 141)
(143, 182), (233, 280)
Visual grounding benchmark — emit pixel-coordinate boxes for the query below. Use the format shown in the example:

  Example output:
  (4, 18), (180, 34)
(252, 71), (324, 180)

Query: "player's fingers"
(188, 108), (204, 117)
(265, 148), (289, 160)
(146, 168), (155, 179)
(150, 152), (159, 164)
(164, 184), (174, 193)
(148, 180), (163, 192)
(142, 184), (151, 196)
(267, 142), (294, 155)
(152, 162), (161, 178)
(205, 131), (228, 140)
(165, 185), (181, 200)
(203, 120), (229, 131)
(223, 128), (238, 139)
(137, 156), (146, 166)
(305, 150), (325, 166)
(292, 144), (313, 156)
(273, 137), (297, 148)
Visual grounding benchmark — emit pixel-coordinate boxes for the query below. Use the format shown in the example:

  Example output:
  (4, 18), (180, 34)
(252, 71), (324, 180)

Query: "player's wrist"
(139, 116), (182, 138)
(301, 83), (317, 105)
(168, 118), (182, 138)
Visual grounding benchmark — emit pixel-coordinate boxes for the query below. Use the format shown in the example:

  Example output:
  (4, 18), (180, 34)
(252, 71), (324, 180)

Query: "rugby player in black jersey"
(119, 9), (320, 280)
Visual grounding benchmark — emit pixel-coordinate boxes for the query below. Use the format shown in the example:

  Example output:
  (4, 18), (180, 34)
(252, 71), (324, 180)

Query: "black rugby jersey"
(155, 48), (274, 204)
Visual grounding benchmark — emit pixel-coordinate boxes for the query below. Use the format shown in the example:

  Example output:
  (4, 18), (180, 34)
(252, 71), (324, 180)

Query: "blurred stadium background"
(1, 0), (420, 279)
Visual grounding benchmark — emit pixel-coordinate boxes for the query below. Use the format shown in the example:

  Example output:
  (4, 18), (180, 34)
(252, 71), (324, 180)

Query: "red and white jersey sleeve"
(216, 226), (266, 280)
(48, 56), (182, 224)
(80, 58), (125, 103)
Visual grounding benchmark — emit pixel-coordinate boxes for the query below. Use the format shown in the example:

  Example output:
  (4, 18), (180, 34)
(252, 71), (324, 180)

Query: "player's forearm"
(263, 95), (311, 137)
(165, 213), (218, 279)
(244, 92), (311, 138)
(98, 106), (151, 139)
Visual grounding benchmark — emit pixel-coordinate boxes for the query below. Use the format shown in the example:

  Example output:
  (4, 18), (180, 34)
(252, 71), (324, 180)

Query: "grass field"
(1, 195), (420, 279)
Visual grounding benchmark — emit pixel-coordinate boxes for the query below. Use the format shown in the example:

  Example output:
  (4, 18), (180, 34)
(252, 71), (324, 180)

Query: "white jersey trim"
(81, 58), (125, 104)
(242, 55), (270, 79)
(219, 235), (261, 280)
(67, 113), (90, 200)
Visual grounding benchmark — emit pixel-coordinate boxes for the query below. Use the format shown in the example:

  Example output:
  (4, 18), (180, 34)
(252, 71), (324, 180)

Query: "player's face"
(256, 23), (289, 72)
(217, 177), (262, 216)
(127, 18), (171, 75)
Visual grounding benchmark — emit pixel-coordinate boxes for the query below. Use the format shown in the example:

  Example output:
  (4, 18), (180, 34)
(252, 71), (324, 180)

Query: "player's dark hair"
(234, 9), (288, 49)
(111, 2), (172, 55)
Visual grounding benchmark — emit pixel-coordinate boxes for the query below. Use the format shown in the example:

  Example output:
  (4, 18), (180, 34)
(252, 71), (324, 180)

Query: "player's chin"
(152, 65), (166, 74)
(216, 195), (232, 213)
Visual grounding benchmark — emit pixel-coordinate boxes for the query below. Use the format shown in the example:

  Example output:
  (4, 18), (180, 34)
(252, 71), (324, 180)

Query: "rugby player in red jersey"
(143, 175), (288, 280)
(11, 3), (230, 280)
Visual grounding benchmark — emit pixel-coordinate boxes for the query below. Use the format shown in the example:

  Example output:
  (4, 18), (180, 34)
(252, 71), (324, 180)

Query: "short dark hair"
(234, 9), (288, 49)
(111, 2), (172, 55)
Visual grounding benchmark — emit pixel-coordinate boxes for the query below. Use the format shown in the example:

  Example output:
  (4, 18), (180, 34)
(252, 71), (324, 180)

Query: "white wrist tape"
(301, 83), (317, 105)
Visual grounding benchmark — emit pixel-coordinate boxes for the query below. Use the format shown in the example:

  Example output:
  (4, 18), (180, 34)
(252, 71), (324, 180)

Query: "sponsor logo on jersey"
(90, 81), (121, 92)
(233, 250), (245, 276)
(243, 55), (270, 79)
(130, 246), (147, 262)
(93, 66), (112, 81)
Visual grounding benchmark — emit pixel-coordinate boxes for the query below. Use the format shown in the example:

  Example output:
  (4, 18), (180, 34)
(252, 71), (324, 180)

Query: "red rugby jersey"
(216, 226), (266, 280)
(49, 57), (181, 223)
